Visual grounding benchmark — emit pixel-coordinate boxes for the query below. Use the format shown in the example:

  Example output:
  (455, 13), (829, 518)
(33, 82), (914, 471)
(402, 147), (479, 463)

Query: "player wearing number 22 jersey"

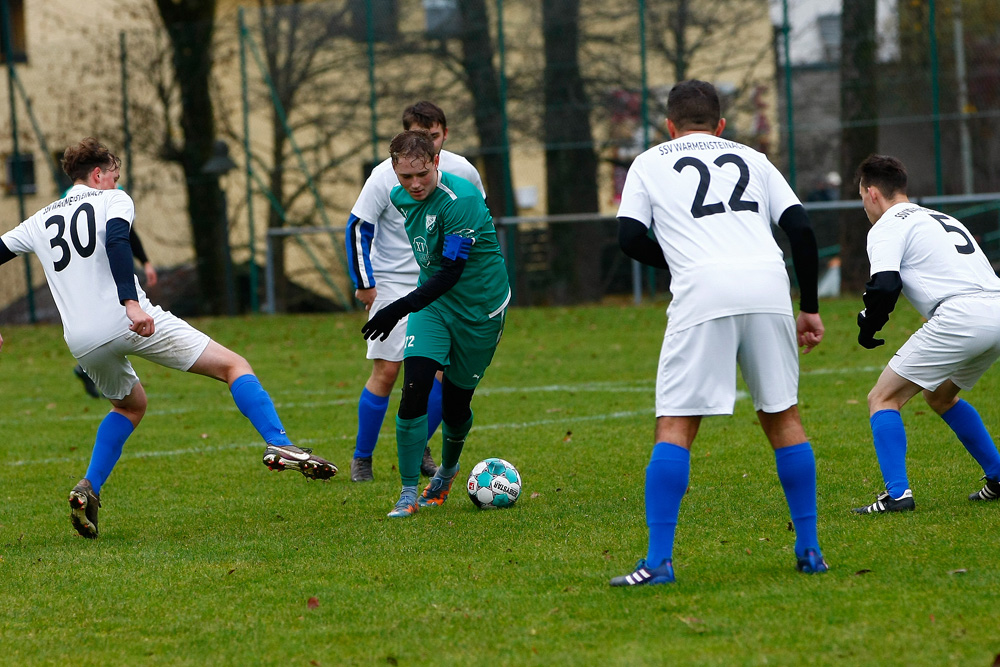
(611, 80), (827, 587)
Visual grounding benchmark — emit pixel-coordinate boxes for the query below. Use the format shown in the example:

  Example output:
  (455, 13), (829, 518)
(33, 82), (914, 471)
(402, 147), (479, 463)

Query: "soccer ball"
(467, 458), (522, 509)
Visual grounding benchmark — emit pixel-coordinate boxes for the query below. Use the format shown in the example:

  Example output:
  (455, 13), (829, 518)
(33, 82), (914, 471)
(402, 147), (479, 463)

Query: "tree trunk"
(458, 0), (510, 219)
(838, 0), (878, 293)
(542, 0), (602, 303)
(155, 0), (230, 315)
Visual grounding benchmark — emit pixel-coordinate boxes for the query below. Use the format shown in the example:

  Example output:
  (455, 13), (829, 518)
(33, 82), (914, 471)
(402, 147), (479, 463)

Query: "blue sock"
(85, 412), (134, 495)
(230, 374), (292, 446)
(426, 377), (443, 440)
(942, 399), (1000, 480)
(774, 443), (820, 559)
(645, 442), (690, 567)
(871, 409), (909, 498)
(354, 388), (390, 459)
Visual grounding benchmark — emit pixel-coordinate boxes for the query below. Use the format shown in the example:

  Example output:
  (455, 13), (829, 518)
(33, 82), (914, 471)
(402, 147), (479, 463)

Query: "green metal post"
(119, 32), (135, 191)
(239, 8), (259, 312)
(638, 0), (655, 300)
(496, 0), (516, 303)
(781, 0), (796, 191)
(1, 0), (33, 322)
(366, 0), (378, 164)
(928, 0), (944, 195)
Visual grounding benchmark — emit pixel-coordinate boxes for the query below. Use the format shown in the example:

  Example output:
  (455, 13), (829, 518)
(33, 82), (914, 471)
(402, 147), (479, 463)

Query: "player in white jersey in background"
(610, 80), (828, 587)
(345, 101), (485, 482)
(853, 154), (1000, 513)
(0, 138), (337, 539)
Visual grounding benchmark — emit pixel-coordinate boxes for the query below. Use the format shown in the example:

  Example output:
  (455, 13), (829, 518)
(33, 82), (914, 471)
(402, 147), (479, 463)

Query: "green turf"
(1, 299), (999, 665)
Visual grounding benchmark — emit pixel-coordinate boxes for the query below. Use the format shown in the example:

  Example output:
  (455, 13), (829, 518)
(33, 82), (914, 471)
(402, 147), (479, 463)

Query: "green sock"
(396, 415), (428, 486)
(440, 412), (474, 474)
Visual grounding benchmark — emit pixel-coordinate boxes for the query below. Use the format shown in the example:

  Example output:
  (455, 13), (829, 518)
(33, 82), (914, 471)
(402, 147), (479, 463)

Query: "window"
(52, 151), (72, 195)
(425, 0), (462, 40)
(5, 153), (37, 195)
(349, 0), (398, 42)
(0, 0), (26, 64)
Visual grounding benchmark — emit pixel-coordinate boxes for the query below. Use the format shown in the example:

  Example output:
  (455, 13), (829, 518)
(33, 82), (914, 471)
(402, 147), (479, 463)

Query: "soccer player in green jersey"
(361, 130), (511, 518)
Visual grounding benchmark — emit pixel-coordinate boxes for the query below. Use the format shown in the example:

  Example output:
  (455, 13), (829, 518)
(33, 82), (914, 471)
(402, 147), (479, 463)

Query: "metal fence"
(2, 1), (1000, 320)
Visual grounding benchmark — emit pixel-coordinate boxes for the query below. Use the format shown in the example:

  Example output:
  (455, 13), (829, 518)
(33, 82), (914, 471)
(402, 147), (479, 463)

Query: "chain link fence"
(2, 1), (999, 320)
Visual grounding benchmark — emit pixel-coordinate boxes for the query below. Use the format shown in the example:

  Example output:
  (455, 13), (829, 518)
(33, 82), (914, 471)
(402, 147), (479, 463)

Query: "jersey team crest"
(425, 215), (437, 232)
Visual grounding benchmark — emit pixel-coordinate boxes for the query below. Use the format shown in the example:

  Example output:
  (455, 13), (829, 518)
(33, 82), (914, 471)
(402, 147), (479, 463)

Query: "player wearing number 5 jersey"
(0, 138), (337, 539)
(852, 154), (1000, 514)
(611, 80), (827, 587)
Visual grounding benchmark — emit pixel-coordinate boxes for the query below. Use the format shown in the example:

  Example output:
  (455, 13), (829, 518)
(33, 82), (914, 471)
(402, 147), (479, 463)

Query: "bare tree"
(838, 0), (878, 292)
(154, 0), (231, 315)
(543, 0), (602, 303)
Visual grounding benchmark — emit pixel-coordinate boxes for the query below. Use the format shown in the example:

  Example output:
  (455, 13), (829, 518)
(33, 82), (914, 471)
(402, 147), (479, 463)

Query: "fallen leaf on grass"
(531, 492), (541, 499)
(948, 568), (968, 575)
(307, 596), (319, 609)
(854, 569), (872, 576)
(562, 431), (573, 443)
(227, 568), (235, 576)
(846, 399), (859, 405)
(677, 616), (706, 633)
(386, 657), (398, 666)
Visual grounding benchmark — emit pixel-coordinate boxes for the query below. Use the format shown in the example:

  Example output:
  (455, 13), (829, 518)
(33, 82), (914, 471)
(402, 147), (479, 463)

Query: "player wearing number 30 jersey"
(610, 80), (828, 588)
(0, 138), (338, 540)
(852, 154), (1000, 515)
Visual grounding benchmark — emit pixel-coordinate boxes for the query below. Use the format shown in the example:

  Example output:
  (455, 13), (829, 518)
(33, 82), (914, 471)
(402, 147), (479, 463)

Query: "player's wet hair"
(402, 101), (447, 131)
(62, 137), (120, 183)
(389, 130), (436, 166)
(856, 154), (908, 197)
(667, 80), (721, 131)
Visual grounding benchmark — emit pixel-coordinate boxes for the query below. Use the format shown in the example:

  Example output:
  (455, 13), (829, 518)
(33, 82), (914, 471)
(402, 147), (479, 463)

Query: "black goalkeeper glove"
(857, 310), (885, 349)
(361, 299), (411, 341)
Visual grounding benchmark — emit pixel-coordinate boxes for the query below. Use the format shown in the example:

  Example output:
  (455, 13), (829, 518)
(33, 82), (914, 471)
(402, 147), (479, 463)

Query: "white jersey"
(617, 134), (800, 332)
(350, 149), (484, 300)
(867, 202), (1000, 319)
(1, 184), (150, 357)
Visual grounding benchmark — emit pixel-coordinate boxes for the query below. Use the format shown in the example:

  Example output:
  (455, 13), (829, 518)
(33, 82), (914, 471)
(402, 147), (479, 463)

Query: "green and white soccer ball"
(467, 458), (522, 509)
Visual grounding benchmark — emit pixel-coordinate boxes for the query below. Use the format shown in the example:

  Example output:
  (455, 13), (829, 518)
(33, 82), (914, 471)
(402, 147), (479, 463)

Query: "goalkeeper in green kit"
(362, 130), (511, 518)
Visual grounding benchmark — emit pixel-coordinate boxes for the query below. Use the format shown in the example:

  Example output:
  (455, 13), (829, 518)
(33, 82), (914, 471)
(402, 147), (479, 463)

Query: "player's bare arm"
(125, 300), (155, 337)
(796, 311), (824, 354)
(355, 287), (377, 310)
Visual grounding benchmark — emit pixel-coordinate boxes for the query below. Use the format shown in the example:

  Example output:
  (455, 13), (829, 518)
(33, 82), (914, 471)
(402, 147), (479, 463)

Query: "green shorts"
(404, 306), (505, 389)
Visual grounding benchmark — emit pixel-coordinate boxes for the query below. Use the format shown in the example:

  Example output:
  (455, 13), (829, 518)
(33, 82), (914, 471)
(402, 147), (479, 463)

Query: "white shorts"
(889, 294), (1000, 391)
(656, 313), (799, 416)
(365, 297), (409, 362)
(75, 304), (211, 400)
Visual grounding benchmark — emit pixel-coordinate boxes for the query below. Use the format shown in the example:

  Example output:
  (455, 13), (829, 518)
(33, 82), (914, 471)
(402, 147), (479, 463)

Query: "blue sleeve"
(106, 218), (138, 303)
(345, 213), (376, 290)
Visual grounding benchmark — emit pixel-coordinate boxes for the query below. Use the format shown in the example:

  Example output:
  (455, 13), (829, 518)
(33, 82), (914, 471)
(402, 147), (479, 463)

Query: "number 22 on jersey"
(674, 153), (760, 219)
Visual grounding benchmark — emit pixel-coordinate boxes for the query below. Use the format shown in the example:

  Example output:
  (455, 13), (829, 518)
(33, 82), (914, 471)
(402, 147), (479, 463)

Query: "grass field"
(1, 298), (999, 666)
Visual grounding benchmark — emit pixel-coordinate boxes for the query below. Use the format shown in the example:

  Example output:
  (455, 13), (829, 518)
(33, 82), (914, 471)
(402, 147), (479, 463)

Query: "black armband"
(618, 217), (668, 269)
(777, 205), (820, 313)
(106, 218), (138, 303)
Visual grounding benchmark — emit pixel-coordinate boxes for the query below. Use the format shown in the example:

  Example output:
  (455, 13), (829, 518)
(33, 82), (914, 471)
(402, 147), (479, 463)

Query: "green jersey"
(390, 170), (510, 322)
